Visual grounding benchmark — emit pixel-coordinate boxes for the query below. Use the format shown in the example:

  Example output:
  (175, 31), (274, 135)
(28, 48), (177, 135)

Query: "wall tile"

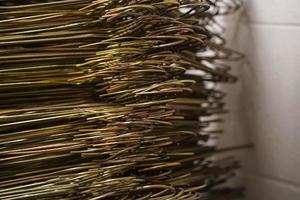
(243, 174), (300, 200)
(237, 22), (300, 188)
(244, 0), (300, 25)
(218, 2), (300, 198)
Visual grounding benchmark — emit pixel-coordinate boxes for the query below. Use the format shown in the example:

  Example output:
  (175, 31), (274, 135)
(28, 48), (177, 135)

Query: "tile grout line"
(246, 21), (300, 27)
(242, 171), (300, 189)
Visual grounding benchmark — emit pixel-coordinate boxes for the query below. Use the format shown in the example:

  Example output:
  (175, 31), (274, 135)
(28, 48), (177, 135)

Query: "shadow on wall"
(226, 1), (300, 199)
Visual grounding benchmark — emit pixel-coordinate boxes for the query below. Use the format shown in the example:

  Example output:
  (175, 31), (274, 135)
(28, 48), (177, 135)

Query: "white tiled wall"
(244, 0), (300, 25)
(219, 1), (300, 199)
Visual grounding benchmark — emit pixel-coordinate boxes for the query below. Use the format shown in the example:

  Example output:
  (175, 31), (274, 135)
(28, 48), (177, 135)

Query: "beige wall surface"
(219, 0), (300, 199)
